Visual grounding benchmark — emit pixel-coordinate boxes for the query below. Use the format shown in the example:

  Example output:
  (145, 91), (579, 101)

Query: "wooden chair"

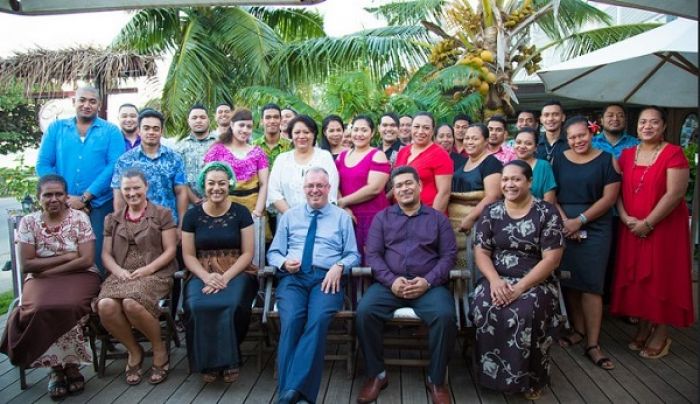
(6, 213), (99, 389)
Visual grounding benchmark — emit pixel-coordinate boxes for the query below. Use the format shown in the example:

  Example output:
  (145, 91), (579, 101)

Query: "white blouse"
(266, 147), (339, 210)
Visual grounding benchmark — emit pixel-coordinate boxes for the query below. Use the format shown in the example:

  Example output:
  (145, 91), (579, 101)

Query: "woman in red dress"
(611, 106), (694, 359)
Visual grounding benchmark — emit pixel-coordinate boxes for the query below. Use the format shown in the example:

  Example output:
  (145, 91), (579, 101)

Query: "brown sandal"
(640, 338), (671, 359)
(48, 368), (68, 400)
(63, 364), (85, 394)
(584, 345), (615, 370)
(202, 371), (218, 383)
(148, 361), (170, 385)
(125, 346), (145, 385)
(223, 368), (240, 383)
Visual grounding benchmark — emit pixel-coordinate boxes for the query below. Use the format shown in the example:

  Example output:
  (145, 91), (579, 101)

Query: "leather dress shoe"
(426, 382), (451, 404)
(356, 376), (388, 403)
(278, 389), (301, 404)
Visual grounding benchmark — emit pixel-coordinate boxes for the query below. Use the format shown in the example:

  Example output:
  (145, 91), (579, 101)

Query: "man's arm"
(36, 124), (58, 176)
(266, 211), (290, 269)
(87, 125), (124, 200)
(423, 213), (457, 287)
(338, 212), (360, 269)
(364, 211), (397, 288)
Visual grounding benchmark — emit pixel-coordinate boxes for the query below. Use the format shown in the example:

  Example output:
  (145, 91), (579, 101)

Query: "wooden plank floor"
(0, 314), (697, 404)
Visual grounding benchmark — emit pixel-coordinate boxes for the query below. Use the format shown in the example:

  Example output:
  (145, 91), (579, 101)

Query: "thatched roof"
(0, 46), (158, 96)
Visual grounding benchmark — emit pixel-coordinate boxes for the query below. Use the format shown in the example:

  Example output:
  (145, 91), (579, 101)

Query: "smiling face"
(566, 121), (593, 154)
(120, 175), (148, 210)
(540, 104), (565, 134)
(281, 109), (296, 133)
(291, 121), (314, 152)
(262, 108), (281, 136)
(232, 119), (254, 143)
(342, 126), (354, 149)
(501, 164), (531, 203)
(39, 181), (67, 216)
(188, 108), (210, 135)
(379, 116), (398, 143)
(325, 120), (344, 148)
(73, 88), (100, 121)
(602, 105), (626, 136)
(352, 119), (373, 149)
(637, 108), (666, 143)
(453, 119), (469, 141)
(139, 117), (162, 148)
(204, 169), (230, 204)
(118, 106), (139, 134)
(411, 115), (434, 148)
(514, 131), (537, 160)
(399, 116), (413, 144)
(516, 111), (537, 131)
(304, 170), (331, 209)
(463, 127), (488, 157)
(435, 125), (454, 151)
(487, 120), (507, 147)
(215, 105), (233, 128)
(392, 172), (422, 210)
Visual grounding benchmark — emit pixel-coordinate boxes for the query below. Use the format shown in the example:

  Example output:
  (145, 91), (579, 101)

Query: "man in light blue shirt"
(267, 167), (360, 404)
(36, 86), (124, 274)
(592, 104), (639, 158)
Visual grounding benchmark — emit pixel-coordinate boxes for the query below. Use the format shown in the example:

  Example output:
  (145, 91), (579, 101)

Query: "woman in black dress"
(552, 116), (620, 370)
(473, 161), (565, 400)
(182, 162), (258, 383)
(320, 114), (347, 160)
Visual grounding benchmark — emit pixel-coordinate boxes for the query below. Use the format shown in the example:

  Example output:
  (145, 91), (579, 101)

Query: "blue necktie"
(301, 210), (320, 273)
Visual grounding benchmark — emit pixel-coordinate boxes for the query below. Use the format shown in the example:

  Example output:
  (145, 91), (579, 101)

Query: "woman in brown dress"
(0, 174), (101, 400)
(96, 169), (178, 385)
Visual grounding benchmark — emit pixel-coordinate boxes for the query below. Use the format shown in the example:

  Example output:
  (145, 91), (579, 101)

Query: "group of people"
(0, 85), (694, 404)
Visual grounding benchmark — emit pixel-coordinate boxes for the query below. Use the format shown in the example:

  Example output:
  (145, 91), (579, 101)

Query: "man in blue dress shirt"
(591, 104), (639, 158)
(267, 167), (360, 404)
(36, 86), (124, 275)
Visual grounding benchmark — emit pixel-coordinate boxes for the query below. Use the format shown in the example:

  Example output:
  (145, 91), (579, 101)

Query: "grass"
(0, 290), (14, 316)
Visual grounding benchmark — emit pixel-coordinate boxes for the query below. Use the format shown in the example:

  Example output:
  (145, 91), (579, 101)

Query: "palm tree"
(111, 6), (430, 136)
(369, 0), (660, 118)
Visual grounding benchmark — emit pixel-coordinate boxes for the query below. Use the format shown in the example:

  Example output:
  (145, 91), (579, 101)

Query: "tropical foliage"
(0, 82), (42, 155)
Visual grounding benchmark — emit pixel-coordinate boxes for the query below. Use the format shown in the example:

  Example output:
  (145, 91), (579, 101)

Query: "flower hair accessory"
(587, 120), (601, 134)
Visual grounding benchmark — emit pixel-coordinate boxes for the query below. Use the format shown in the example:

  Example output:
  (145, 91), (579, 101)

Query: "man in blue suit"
(267, 167), (360, 404)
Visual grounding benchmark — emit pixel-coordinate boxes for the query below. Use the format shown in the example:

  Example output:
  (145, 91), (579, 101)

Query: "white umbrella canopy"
(537, 18), (698, 108)
(592, 0), (698, 21)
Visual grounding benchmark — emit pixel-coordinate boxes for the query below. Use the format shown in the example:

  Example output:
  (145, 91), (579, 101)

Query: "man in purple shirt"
(356, 166), (457, 404)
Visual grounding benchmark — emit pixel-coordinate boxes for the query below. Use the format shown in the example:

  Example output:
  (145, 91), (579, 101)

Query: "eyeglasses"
(303, 184), (329, 190)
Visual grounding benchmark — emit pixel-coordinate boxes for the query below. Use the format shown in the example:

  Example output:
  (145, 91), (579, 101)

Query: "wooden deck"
(0, 312), (697, 404)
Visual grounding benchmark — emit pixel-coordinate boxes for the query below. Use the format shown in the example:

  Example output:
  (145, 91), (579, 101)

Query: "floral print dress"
(472, 199), (564, 393)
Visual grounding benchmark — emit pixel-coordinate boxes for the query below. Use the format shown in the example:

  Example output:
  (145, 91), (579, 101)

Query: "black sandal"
(559, 329), (585, 347)
(584, 345), (615, 370)
(48, 368), (68, 400)
(63, 364), (85, 394)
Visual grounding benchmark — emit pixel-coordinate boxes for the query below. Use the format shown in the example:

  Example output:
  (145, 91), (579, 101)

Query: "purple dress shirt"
(365, 204), (457, 288)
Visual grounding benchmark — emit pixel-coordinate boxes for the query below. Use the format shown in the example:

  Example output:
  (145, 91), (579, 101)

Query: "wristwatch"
(335, 262), (345, 270)
(80, 194), (91, 204)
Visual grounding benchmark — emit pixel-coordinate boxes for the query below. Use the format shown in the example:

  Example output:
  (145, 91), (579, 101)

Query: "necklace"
(633, 143), (663, 194)
(125, 205), (147, 223)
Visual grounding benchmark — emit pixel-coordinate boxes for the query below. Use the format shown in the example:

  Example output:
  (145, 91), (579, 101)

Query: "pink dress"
(204, 143), (269, 182)
(336, 148), (391, 263)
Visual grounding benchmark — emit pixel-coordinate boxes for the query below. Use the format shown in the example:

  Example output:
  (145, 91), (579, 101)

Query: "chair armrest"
(173, 270), (187, 280)
(260, 265), (278, 278)
(449, 268), (469, 280)
(351, 266), (372, 277)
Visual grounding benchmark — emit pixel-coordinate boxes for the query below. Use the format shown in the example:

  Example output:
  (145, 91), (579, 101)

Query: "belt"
(230, 187), (260, 197)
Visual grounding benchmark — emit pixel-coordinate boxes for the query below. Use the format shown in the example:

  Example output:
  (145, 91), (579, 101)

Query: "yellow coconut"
(480, 50), (495, 63)
(479, 82), (490, 95)
(470, 57), (484, 67)
(486, 72), (497, 84)
(468, 77), (481, 87)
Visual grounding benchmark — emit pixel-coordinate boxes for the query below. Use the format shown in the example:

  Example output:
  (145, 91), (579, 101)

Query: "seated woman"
(472, 161), (565, 400)
(0, 174), (101, 400)
(96, 169), (178, 385)
(182, 162), (258, 383)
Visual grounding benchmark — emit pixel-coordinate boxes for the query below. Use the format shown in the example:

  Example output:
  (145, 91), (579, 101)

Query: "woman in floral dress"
(472, 161), (565, 400)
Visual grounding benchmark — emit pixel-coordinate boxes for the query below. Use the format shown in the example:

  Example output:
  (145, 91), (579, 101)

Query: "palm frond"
(548, 23), (661, 60)
(236, 85), (321, 122)
(322, 70), (387, 121)
(246, 6), (326, 42)
(111, 8), (181, 54)
(365, 0), (447, 26)
(533, 0), (612, 40)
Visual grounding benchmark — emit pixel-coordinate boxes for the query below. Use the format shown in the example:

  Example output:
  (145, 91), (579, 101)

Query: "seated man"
(267, 167), (360, 404)
(356, 166), (457, 404)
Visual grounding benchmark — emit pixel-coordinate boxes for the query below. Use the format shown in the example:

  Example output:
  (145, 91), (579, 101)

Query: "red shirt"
(395, 143), (453, 207)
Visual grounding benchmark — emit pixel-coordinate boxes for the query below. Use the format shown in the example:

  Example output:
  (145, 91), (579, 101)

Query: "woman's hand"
(202, 285), (219, 294)
(113, 267), (132, 281)
(629, 220), (652, 238)
(129, 267), (153, 279)
(489, 278), (511, 307)
(344, 208), (357, 224)
(460, 216), (476, 234)
(205, 272), (227, 290)
(562, 218), (582, 237)
(252, 209), (263, 218)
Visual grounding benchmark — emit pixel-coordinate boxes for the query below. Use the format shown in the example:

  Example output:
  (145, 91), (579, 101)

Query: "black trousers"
(355, 283), (457, 385)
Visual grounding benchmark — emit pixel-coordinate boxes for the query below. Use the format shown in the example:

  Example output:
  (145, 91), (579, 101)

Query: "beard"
(604, 127), (624, 136)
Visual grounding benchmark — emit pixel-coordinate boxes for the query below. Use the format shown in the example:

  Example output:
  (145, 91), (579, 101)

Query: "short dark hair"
(453, 114), (471, 125)
(390, 166), (420, 185)
(118, 103), (139, 113)
(121, 168), (148, 186)
(414, 111), (435, 129)
(282, 106), (298, 115)
(468, 123), (489, 139)
(639, 105), (667, 124)
(399, 114), (413, 120)
(487, 115), (507, 127)
(353, 114), (376, 132)
(219, 108), (254, 144)
(261, 103), (281, 115)
(322, 114), (345, 134)
(379, 112), (399, 126)
(515, 127), (539, 144)
(189, 103), (208, 115)
(516, 110), (537, 119)
(603, 103), (625, 115)
(138, 108), (165, 127)
(288, 115), (318, 146)
(541, 99), (563, 113)
(504, 160), (533, 180)
(562, 115), (590, 135)
(37, 174), (67, 195)
(435, 123), (454, 139)
(216, 102), (233, 110)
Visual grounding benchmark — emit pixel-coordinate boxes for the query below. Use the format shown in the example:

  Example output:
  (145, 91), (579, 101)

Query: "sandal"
(558, 329), (585, 348)
(148, 361), (170, 385)
(523, 388), (543, 400)
(48, 368), (68, 400)
(584, 345), (614, 370)
(640, 338), (671, 359)
(125, 346), (145, 385)
(202, 371), (218, 383)
(63, 364), (85, 394)
(222, 368), (240, 383)
(628, 325), (655, 351)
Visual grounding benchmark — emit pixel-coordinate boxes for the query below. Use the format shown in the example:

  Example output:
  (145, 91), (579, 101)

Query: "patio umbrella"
(537, 18), (698, 108)
(592, 1), (698, 21)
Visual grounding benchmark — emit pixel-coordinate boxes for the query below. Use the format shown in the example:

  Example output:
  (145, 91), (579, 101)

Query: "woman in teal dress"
(513, 127), (557, 203)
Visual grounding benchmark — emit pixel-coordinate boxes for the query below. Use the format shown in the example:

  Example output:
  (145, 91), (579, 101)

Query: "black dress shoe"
(278, 389), (301, 404)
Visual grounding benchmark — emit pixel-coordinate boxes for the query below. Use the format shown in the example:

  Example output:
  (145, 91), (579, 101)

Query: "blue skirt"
(183, 273), (258, 372)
